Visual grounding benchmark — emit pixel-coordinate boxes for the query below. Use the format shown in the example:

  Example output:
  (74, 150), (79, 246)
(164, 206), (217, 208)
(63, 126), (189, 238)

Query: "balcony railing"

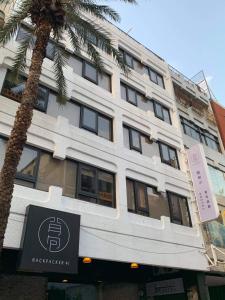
(169, 65), (209, 103)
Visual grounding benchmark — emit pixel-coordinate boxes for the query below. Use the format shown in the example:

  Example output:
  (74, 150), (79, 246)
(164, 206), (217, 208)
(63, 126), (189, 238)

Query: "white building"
(0, 13), (212, 300)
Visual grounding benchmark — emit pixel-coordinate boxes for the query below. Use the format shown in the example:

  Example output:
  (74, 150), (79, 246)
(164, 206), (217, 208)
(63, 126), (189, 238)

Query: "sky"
(107, 0), (225, 106)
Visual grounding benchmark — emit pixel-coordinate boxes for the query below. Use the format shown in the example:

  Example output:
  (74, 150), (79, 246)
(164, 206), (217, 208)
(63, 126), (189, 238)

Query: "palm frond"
(53, 44), (68, 104)
(66, 26), (80, 53)
(66, 14), (129, 74)
(0, 0), (32, 45)
(86, 42), (104, 72)
(10, 32), (34, 82)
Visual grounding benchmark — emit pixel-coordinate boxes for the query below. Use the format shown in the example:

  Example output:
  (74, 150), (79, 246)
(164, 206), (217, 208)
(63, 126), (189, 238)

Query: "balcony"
(169, 65), (210, 105)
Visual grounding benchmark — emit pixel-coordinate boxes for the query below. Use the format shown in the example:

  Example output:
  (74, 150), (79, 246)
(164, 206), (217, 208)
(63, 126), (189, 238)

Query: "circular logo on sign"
(38, 217), (70, 253)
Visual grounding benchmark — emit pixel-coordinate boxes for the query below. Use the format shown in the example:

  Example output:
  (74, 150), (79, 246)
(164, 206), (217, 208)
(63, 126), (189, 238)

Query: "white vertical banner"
(187, 144), (219, 223)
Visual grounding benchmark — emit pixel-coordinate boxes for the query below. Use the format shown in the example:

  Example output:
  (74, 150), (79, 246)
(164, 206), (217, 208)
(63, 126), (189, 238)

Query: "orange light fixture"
(130, 262), (139, 269)
(83, 257), (92, 264)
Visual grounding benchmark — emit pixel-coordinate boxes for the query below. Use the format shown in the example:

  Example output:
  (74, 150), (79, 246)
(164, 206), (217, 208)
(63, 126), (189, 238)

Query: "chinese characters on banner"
(187, 144), (219, 222)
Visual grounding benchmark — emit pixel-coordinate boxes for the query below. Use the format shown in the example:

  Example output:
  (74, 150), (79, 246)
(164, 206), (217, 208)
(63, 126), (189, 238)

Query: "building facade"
(170, 66), (225, 297)
(0, 6), (220, 300)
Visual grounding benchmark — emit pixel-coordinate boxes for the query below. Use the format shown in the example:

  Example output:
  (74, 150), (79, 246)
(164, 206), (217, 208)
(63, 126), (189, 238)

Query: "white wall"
(0, 17), (209, 271)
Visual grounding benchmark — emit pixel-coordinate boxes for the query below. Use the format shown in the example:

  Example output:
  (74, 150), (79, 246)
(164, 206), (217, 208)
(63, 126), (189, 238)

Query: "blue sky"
(108, 0), (225, 106)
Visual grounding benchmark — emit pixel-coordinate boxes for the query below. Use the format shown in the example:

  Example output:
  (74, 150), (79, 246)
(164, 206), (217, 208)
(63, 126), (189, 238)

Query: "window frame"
(0, 135), (116, 207)
(79, 103), (113, 141)
(167, 191), (192, 227)
(152, 100), (172, 124)
(124, 125), (146, 153)
(180, 116), (220, 152)
(121, 82), (146, 107)
(77, 163), (116, 208)
(158, 142), (180, 169)
(147, 67), (165, 89)
(83, 61), (98, 84)
(1, 70), (50, 113)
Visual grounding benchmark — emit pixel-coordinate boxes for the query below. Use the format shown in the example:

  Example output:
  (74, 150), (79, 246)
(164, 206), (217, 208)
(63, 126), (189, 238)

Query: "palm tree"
(0, 0), (135, 252)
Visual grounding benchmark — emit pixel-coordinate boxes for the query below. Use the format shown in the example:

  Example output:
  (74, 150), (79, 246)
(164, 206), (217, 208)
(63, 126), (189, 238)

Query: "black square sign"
(18, 205), (80, 274)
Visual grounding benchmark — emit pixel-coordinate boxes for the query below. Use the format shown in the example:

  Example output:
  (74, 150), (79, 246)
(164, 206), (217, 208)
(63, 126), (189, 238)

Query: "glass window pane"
(133, 59), (143, 74)
(157, 75), (164, 88)
(36, 86), (48, 111)
(98, 73), (111, 91)
(125, 53), (133, 68)
(180, 197), (191, 226)
(16, 27), (30, 41)
(131, 129), (141, 151)
(98, 116), (111, 140)
(141, 136), (153, 158)
(46, 42), (55, 60)
(17, 147), (38, 178)
(84, 62), (97, 83)
(36, 154), (77, 197)
(127, 179), (136, 212)
(208, 166), (225, 197)
(147, 188), (170, 219)
(160, 144), (170, 162)
(137, 95), (153, 112)
(123, 127), (130, 148)
(169, 148), (178, 169)
(169, 193), (182, 224)
(137, 182), (147, 211)
(127, 87), (137, 105)
(80, 166), (96, 194)
(98, 171), (114, 206)
(155, 102), (163, 119)
(82, 107), (97, 132)
(2, 72), (25, 102)
(121, 84), (127, 100)
(0, 139), (6, 170)
(69, 56), (83, 76)
(163, 107), (171, 124)
(150, 69), (157, 83)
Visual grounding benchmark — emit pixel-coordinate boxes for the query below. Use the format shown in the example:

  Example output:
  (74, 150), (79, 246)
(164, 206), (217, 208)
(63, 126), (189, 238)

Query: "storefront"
(0, 205), (210, 300)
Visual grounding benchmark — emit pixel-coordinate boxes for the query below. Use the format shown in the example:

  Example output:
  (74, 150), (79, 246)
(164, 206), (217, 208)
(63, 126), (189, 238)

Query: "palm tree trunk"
(0, 20), (52, 253)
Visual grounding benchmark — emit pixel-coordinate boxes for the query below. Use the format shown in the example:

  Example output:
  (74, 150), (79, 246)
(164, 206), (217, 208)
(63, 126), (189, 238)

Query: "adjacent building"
(170, 65), (225, 297)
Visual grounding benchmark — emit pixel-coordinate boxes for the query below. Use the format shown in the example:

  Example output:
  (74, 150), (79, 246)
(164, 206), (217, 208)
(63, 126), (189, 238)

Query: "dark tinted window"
(167, 192), (191, 226)
(78, 164), (115, 207)
(81, 107), (97, 132)
(153, 100), (171, 124)
(80, 105), (112, 141)
(147, 67), (165, 88)
(158, 142), (179, 169)
(1, 70), (49, 112)
(84, 62), (98, 83)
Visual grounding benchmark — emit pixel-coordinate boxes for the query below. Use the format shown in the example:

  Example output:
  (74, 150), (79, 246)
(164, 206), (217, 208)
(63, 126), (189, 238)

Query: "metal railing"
(169, 65), (208, 96)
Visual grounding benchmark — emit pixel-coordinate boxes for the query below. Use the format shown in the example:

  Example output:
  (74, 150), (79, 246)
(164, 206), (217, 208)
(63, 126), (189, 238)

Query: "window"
(16, 26), (55, 61)
(167, 192), (192, 226)
(0, 137), (115, 207)
(126, 178), (170, 219)
(147, 67), (165, 88)
(78, 164), (115, 207)
(121, 83), (143, 106)
(158, 142), (179, 169)
(153, 100), (171, 124)
(123, 125), (157, 157)
(208, 165), (225, 197)
(180, 116), (220, 152)
(119, 48), (144, 74)
(83, 61), (98, 83)
(80, 105), (112, 141)
(69, 55), (111, 92)
(1, 70), (51, 112)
